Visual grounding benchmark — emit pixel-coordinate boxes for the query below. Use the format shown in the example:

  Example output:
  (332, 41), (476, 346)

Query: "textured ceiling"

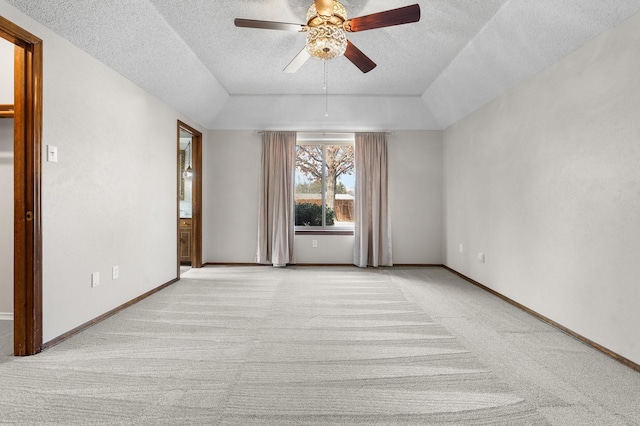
(4, 0), (640, 130)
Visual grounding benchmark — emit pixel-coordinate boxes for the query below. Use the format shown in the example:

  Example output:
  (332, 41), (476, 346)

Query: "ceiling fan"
(234, 0), (421, 74)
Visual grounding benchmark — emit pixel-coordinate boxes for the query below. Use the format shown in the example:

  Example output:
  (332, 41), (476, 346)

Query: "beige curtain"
(256, 131), (296, 267)
(354, 132), (393, 267)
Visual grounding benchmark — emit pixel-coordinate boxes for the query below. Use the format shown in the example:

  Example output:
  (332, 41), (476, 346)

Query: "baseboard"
(443, 265), (640, 373)
(203, 263), (444, 268)
(0, 312), (13, 321)
(202, 262), (262, 267)
(204, 262), (355, 267)
(42, 277), (179, 351)
(393, 264), (444, 267)
(291, 263), (445, 267)
(294, 263), (355, 267)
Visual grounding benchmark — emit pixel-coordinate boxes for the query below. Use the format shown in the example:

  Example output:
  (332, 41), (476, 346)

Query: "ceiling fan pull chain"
(324, 59), (329, 117)
(323, 58), (328, 90)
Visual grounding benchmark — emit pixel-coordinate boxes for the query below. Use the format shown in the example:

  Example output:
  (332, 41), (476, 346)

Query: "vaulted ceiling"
(5, 0), (640, 130)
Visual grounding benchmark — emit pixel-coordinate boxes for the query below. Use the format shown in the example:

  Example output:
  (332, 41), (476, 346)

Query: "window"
(295, 133), (355, 231)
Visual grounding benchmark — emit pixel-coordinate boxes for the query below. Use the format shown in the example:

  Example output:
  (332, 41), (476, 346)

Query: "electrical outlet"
(91, 272), (100, 288)
(477, 253), (485, 263)
(459, 243), (464, 253)
(312, 239), (318, 248)
(112, 266), (119, 280)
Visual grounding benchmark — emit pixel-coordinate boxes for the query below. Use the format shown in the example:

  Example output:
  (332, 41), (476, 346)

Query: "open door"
(0, 16), (43, 356)
(177, 121), (202, 275)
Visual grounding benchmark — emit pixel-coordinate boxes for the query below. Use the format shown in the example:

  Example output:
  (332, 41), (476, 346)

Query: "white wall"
(389, 131), (443, 264)
(0, 36), (12, 104)
(204, 130), (443, 265)
(203, 131), (261, 263)
(444, 12), (640, 364)
(0, 119), (12, 318)
(1, 1), (207, 342)
(209, 95), (440, 131)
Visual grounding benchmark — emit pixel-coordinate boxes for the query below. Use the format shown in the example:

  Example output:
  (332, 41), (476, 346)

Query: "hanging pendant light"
(183, 141), (193, 180)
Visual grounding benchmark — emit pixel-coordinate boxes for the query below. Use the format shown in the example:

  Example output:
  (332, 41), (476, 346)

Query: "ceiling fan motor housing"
(306, 1), (347, 27)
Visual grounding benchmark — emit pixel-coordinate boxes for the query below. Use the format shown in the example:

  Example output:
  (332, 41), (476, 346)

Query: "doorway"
(177, 121), (202, 276)
(0, 16), (43, 356)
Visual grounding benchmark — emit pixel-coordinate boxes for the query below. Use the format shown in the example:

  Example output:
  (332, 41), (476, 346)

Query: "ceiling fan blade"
(234, 18), (306, 32)
(345, 4), (421, 32)
(344, 41), (377, 73)
(284, 47), (311, 73)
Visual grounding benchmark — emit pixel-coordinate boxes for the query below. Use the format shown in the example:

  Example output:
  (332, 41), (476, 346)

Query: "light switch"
(47, 145), (58, 163)
(91, 272), (100, 288)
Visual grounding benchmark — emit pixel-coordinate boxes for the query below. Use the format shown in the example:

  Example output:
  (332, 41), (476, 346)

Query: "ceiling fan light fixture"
(306, 25), (347, 60)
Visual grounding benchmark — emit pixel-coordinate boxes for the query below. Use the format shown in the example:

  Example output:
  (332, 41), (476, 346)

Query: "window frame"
(295, 133), (355, 234)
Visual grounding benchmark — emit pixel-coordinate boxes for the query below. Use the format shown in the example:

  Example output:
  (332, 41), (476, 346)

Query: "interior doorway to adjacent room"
(0, 16), (44, 356)
(177, 121), (202, 276)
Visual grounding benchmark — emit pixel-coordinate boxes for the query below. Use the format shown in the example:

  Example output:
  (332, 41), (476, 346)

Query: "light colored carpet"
(0, 320), (11, 357)
(0, 266), (638, 425)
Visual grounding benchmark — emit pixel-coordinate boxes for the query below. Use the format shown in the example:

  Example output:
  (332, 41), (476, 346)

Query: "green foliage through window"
(295, 203), (335, 226)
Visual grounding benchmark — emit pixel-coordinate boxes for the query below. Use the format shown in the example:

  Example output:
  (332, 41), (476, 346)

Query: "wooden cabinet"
(179, 218), (192, 264)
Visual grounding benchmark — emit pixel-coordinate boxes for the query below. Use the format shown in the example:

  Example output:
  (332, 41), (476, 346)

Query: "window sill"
(295, 229), (354, 236)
